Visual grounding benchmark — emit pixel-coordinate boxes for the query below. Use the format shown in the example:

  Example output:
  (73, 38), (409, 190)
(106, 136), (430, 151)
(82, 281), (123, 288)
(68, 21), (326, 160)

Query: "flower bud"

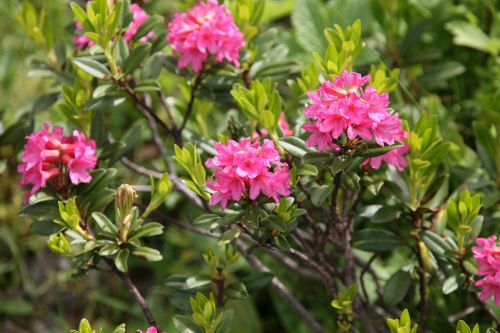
(116, 184), (137, 222)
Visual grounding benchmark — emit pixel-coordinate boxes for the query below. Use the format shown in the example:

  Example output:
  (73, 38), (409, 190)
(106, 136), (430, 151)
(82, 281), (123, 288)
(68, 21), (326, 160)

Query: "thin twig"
(179, 73), (203, 133)
(120, 156), (206, 210)
(416, 242), (428, 333)
(104, 258), (159, 329)
(236, 240), (329, 333)
(115, 79), (173, 138)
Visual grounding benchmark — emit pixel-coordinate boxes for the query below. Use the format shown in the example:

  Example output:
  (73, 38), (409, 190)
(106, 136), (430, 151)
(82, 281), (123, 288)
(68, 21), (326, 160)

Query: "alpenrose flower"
(303, 70), (408, 170)
(206, 138), (290, 209)
(18, 123), (97, 203)
(167, 0), (245, 72)
(74, 3), (152, 51)
(472, 236), (500, 305)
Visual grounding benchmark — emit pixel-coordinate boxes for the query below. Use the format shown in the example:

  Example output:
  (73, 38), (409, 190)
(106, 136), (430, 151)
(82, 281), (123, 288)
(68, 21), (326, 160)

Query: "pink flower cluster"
(18, 123), (97, 202)
(303, 70), (408, 170)
(472, 236), (500, 305)
(167, 0), (245, 72)
(74, 4), (152, 51)
(206, 138), (290, 209)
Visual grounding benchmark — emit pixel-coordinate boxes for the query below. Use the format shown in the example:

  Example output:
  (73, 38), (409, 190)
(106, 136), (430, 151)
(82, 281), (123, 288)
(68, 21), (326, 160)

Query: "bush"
(1, 0), (499, 332)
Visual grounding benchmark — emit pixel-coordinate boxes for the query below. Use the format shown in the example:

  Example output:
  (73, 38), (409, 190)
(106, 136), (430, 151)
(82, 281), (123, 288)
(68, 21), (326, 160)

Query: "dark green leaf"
(302, 152), (333, 165)
(383, 270), (411, 306)
(74, 57), (111, 79)
(277, 137), (312, 158)
(132, 246), (163, 261)
(310, 185), (332, 207)
(114, 249), (129, 272)
(352, 229), (404, 252)
(123, 43), (151, 74)
(241, 272), (274, 291)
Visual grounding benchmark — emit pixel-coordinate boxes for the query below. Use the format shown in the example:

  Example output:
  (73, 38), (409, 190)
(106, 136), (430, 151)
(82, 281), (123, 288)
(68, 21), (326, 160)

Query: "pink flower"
(167, 0), (245, 72)
(73, 4), (152, 51)
(139, 328), (158, 333)
(206, 138), (290, 209)
(124, 4), (154, 43)
(73, 22), (95, 50)
(302, 70), (408, 171)
(473, 236), (500, 305)
(18, 123), (97, 203)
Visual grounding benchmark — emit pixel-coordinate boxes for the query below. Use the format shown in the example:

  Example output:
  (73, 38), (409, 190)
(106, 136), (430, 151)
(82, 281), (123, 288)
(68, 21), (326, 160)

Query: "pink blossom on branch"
(206, 138), (290, 209)
(472, 236), (500, 305)
(18, 123), (97, 203)
(167, 0), (245, 72)
(302, 70), (408, 171)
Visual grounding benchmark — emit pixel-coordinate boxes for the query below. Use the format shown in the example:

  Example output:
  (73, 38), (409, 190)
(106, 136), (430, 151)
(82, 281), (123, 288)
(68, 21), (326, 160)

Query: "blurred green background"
(1, 0), (499, 332)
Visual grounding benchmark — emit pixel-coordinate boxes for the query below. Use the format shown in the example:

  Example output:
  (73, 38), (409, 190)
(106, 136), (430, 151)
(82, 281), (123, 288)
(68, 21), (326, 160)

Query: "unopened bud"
(116, 184), (137, 222)
(119, 214), (132, 243)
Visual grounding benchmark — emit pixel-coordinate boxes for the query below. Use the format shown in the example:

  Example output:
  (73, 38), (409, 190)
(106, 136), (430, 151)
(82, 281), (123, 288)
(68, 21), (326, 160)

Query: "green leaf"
(216, 309), (234, 333)
(128, 222), (164, 240)
(225, 282), (249, 300)
(173, 315), (203, 333)
(419, 61), (466, 86)
(446, 21), (498, 54)
(421, 230), (452, 258)
(74, 57), (111, 79)
(0, 298), (34, 316)
(98, 243), (120, 256)
(359, 143), (403, 157)
(442, 275), (465, 295)
(194, 214), (221, 225)
(92, 212), (118, 234)
(372, 206), (401, 223)
(383, 270), (411, 306)
(291, 0), (328, 53)
(112, 323), (126, 333)
(278, 137), (312, 158)
(123, 43), (151, 74)
(352, 229), (404, 252)
(132, 246), (163, 261)
(114, 249), (129, 272)
(456, 320), (472, 333)
(241, 272), (274, 291)
(302, 152), (333, 165)
(310, 185), (333, 207)
(218, 229), (240, 246)
(134, 80), (161, 92)
(473, 122), (497, 157)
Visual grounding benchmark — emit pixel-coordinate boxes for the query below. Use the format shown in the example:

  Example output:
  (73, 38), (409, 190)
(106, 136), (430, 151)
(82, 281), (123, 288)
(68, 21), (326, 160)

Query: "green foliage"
(231, 78), (282, 135)
(174, 144), (209, 199)
(386, 309), (418, 333)
(446, 190), (482, 249)
(70, 318), (126, 333)
(143, 173), (174, 218)
(331, 285), (356, 332)
(404, 115), (450, 210)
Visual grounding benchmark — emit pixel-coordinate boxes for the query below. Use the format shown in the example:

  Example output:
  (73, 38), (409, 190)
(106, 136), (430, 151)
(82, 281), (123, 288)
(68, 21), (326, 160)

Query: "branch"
(120, 156), (207, 210)
(115, 79), (173, 139)
(235, 240), (329, 333)
(416, 242), (428, 333)
(179, 73), (203, 133)
(104, 258), (159, 329)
